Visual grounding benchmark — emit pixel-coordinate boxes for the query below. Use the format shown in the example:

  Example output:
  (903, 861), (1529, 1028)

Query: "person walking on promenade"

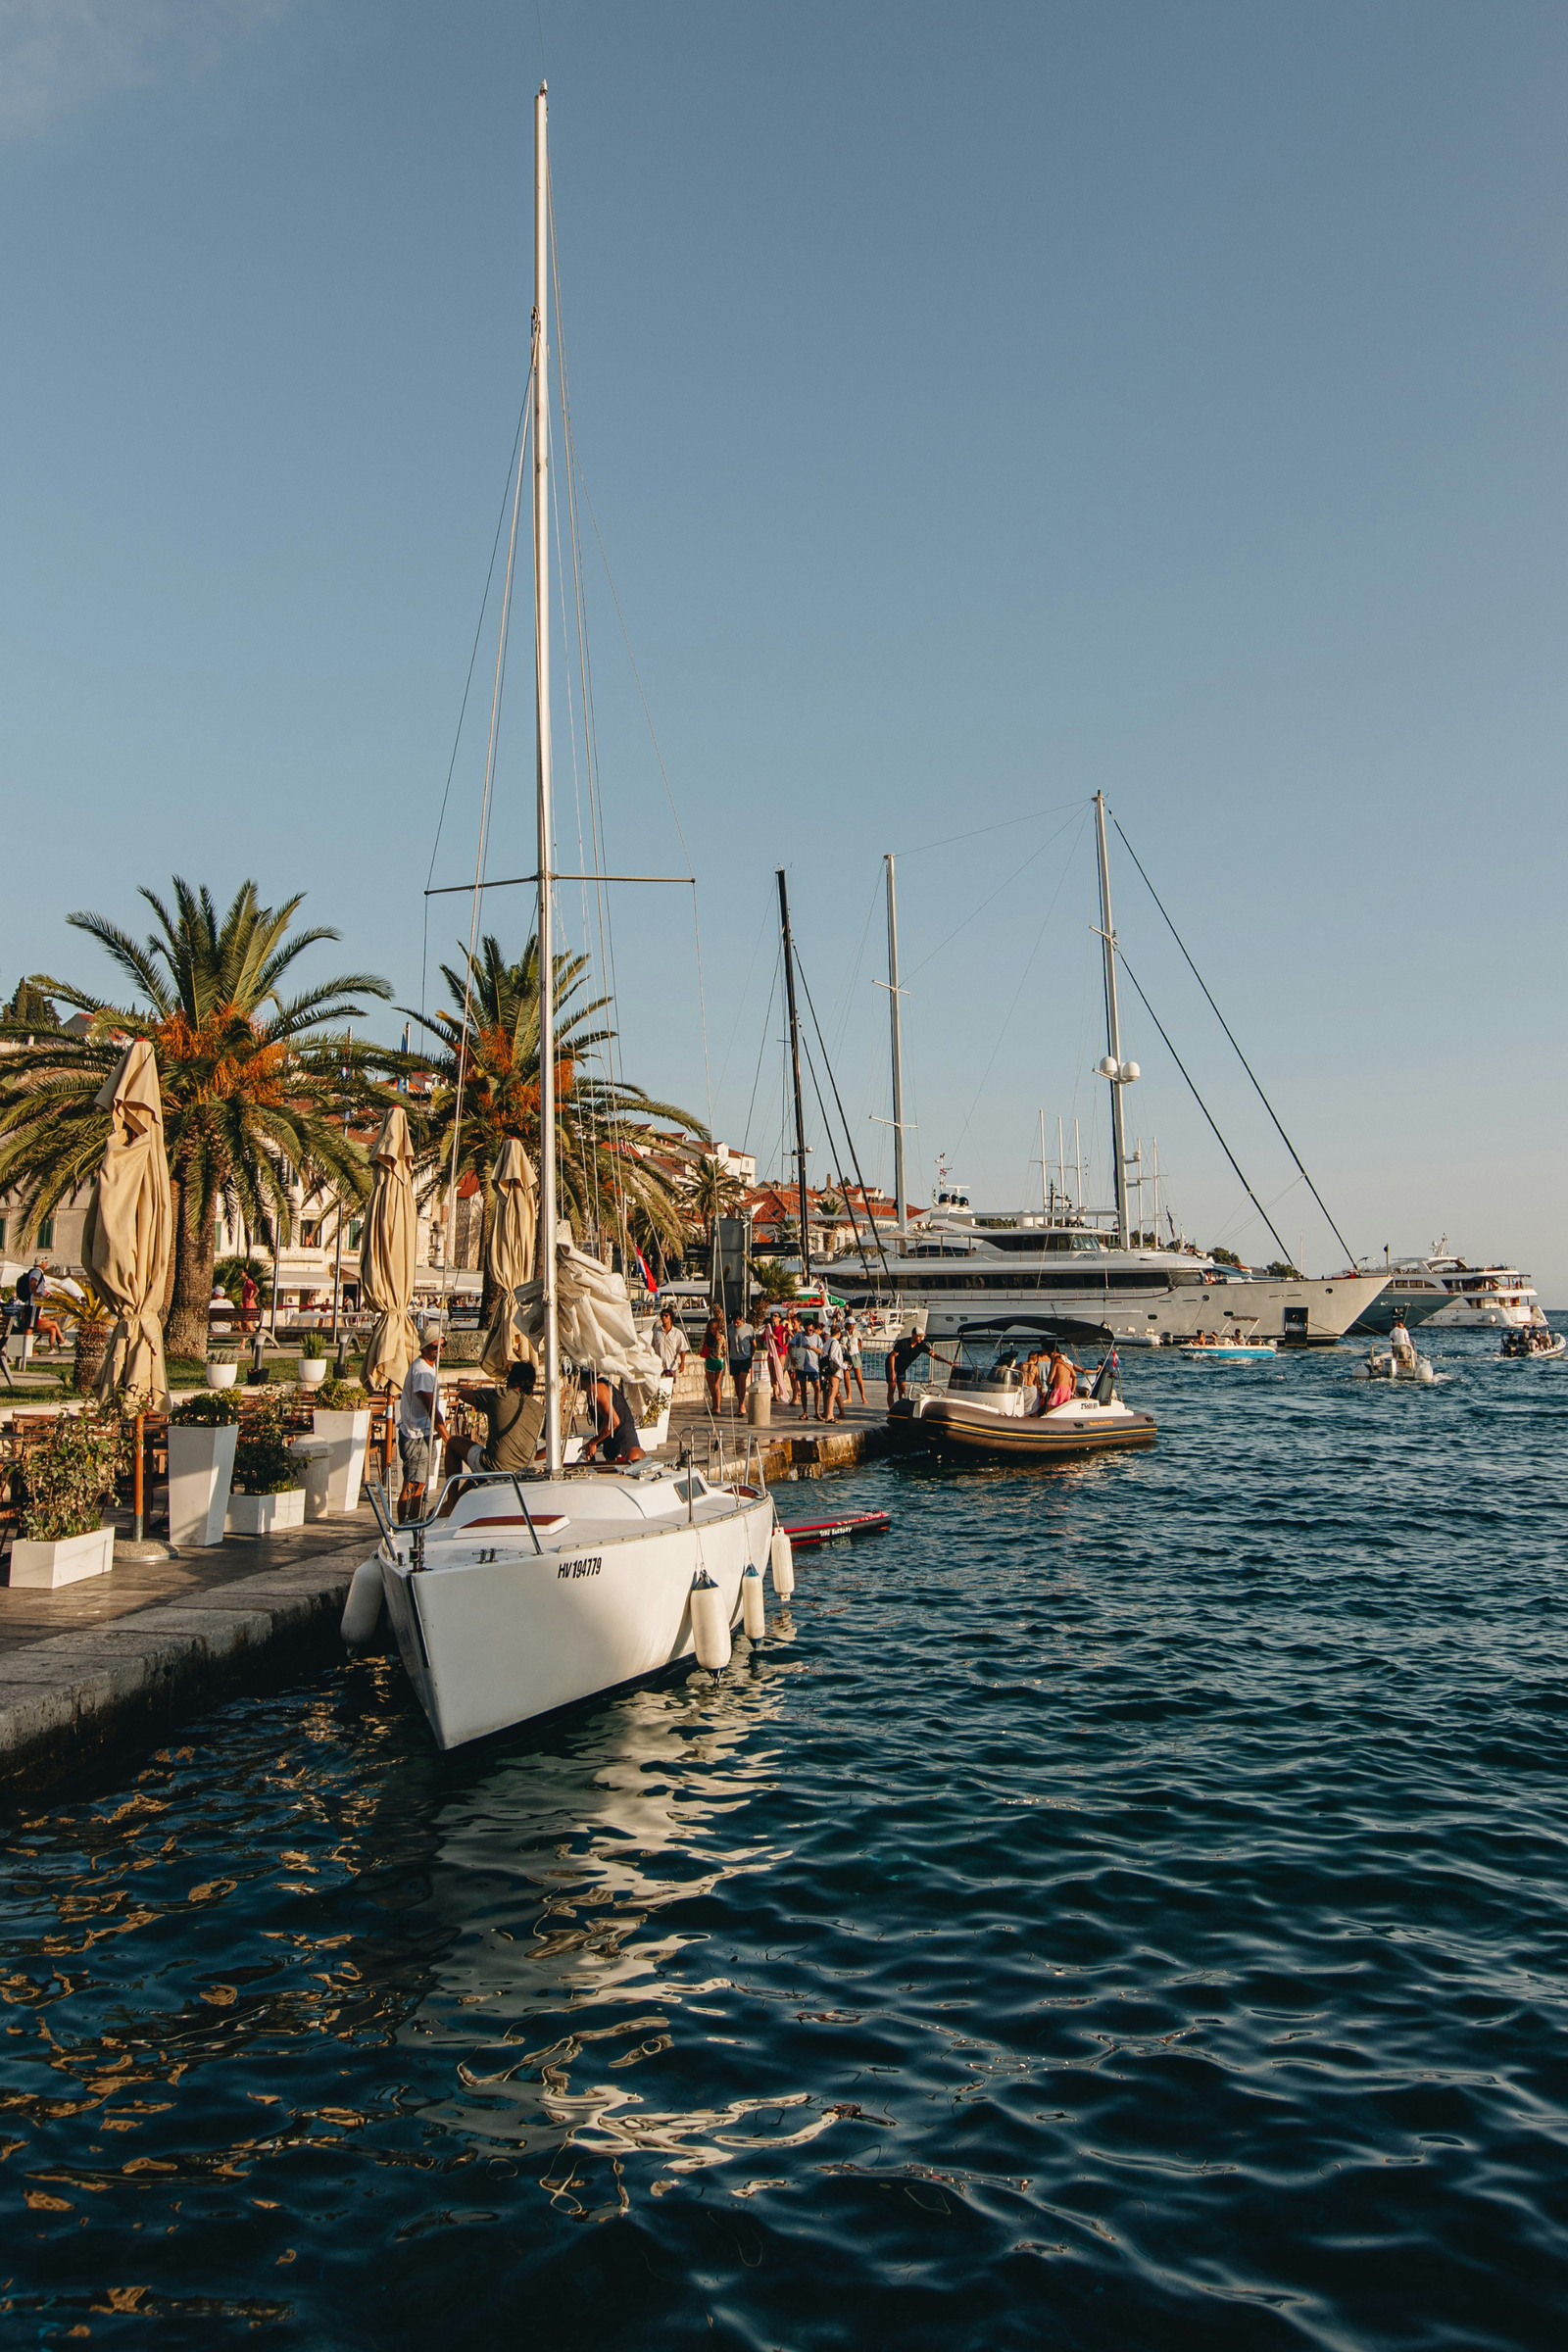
(654, 1305), (688, 1381)
(728, 1304), (755, 1411)
(765, 1310), (791, 1402)
(844, 1313), (867, 1406)
(821, 1322), (847, 1422)
(701, 1312), (726, 1414)
(799, 1322), (821, 1419)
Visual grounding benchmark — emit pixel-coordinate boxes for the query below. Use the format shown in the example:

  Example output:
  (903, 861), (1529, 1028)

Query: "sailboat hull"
(380, 1486), (776, 1749)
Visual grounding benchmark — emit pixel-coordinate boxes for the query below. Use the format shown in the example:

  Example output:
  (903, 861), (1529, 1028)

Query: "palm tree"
(407, 933), (705, 1324)
(680, 1154), (745, 1244)
(0, 879), (398, 1359)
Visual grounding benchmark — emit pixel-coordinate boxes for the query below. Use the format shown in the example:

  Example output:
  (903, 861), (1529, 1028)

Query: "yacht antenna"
(776, 868), (812, 1288)
(533, 83), (563, 1476)
(1039, 1108), (1048, 1218)
(1094, 791), (1132, 1248)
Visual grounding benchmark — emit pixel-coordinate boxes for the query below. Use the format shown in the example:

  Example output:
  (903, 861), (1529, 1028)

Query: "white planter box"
(225, 1488), (306, 1537)
(167, 1422), (239, 1548)
(9, 1523), (116, 1589)
(298, 1359), (328, 1388)
(311, 1409), (371, 1514)
(205, 1361), (238, 1388)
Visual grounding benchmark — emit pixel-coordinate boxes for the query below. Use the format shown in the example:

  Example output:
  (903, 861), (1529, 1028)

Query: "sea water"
(1, 1331), (1566, 2348)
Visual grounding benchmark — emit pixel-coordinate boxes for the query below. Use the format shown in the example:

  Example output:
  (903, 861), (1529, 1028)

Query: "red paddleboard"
(777, 1510), (892, 1547)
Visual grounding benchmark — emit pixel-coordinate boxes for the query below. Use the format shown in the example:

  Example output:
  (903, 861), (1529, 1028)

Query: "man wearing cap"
(396, 1336), (449, 1521)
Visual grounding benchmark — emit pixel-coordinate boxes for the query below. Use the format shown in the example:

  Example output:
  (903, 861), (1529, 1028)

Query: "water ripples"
(2, 1334), (1566, 2345)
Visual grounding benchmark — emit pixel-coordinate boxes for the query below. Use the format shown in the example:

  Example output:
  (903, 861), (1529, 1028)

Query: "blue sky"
(3, 1), (1565, 1293)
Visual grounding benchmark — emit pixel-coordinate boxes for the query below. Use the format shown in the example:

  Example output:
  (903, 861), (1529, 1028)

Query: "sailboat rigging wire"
(551, 183), (626, 1244)
(442, 381), (534, 1293)
(900, 797), (1086, 858)
(793, 949), (897, 1289)
(906, 810), (1085, 979)
(1113, 947), (1294, 1264)
(798, 1025), (876, 1278)
(950, 808), (1093, 1161)
(714, 903), (773, 1106)
(740, 948), (781, 1158)
(420, 387), (531, 1027)
(1112, 817), (1354, 1263)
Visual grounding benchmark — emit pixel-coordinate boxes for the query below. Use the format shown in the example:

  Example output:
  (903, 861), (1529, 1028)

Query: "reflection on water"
(2, 1336), (1568, 2346)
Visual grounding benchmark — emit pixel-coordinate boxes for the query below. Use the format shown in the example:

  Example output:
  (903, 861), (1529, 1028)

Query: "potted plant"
(311, 1376), (372, 1514)
(167, 1388), (243, 1547)
(9, 1411), (119, 1588)
(298, 1330), (328, 1388)
(225, 1397), (305, 1536)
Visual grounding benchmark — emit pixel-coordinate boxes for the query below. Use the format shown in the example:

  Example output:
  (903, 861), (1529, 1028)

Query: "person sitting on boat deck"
(1043, 1347), (1082, 1409)
(886, 1329), (930, 1404)
(1390, 1310), (1416, 1366)
(578, 1370), (644, 1465)
(396, 1336), (449, 1522)
(445, 1359), (545, 1480)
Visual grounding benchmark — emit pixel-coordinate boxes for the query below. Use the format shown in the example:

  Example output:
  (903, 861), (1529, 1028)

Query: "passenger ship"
(831, 1200), (1390, 1347)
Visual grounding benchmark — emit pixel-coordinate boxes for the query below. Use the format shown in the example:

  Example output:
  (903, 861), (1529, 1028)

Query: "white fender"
(768, 1525), (795, 1599)
(690, 1571), (732, 1671)
(340, 1555), (384, 1646)
(741, 1563), (765, 1640)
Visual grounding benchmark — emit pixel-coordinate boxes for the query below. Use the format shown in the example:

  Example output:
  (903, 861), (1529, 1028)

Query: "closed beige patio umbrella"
(479, 1137), (538, 1377)
(359, 1103), (419, 1396)
(82, 1037), (172, 1407)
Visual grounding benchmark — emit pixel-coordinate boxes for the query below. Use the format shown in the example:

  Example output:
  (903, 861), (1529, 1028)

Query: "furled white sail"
(512, 1235), (664, 1414)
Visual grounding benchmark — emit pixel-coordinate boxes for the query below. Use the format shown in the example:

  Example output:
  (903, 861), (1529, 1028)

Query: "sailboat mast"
(533, 82), (562, 1476)
(884, 854), (907, 1237)
(1094, 791), (1132, 1249)
(776, 868), (812, 1289)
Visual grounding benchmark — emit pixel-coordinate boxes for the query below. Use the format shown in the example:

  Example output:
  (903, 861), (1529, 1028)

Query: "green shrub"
(17, 1414), (118, 1543)
(317, 1378), (369, 1413)
(171, 1389), (244, 1427)
(231, 1398), (300, 1495)
(300, 1330), (327, 1361)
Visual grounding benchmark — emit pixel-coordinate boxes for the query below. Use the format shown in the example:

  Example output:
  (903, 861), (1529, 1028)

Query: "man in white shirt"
(397, 1338), (448, 1521)
(1390, 1311), (1415, 1367)
(654, 1306), (688, 1379)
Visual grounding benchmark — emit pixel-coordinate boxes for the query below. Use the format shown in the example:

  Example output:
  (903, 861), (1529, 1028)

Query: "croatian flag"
(633, 1244), (657, 1295)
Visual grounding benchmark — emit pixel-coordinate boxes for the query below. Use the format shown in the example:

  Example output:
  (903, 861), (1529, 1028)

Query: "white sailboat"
(348, 87), (775, 1750)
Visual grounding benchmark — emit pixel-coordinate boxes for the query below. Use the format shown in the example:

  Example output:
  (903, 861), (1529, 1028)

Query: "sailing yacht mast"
(884, 854), (908, 1238)
(533, 83), (562, 1476)
(1094, 791), (1134, 1249)
(776, 869), (812, 1288)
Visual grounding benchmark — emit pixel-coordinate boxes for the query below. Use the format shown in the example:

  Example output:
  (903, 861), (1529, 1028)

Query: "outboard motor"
(1093, 1353), (1118, 1406)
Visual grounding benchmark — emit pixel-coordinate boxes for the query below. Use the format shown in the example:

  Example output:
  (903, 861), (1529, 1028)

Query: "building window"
(37, 1218), (54, 1249)
(348, 1220), (363, 1249)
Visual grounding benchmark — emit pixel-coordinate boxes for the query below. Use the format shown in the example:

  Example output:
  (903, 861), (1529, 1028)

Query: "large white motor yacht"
(1420, 1249), (1538, 1330)
(832, 1200), (1388, 1346)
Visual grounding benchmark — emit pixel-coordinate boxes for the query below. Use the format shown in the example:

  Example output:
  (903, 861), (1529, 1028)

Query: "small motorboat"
(891, 1318), (1155, 1464)
(1500, 1324), (1566, 1360)
(778, 1509), (891, 1547)
(1175, 1340), (1277, 1362)
(1354, 1346), (1436, 1385)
